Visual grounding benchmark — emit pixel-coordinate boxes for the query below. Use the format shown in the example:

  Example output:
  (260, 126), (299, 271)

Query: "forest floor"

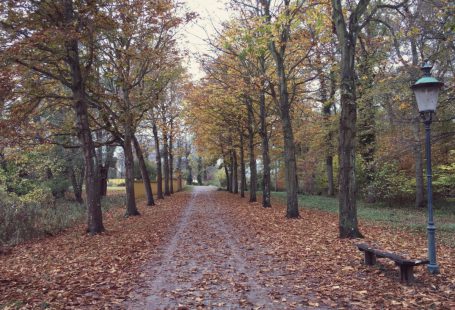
(1, 186), (454, 309)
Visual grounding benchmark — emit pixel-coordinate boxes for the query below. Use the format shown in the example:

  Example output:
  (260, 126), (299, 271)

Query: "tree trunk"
(197, 156), (203, 185)
(259, 88), (272, 208)
(70, 166), (84, 204)
(338, 77), (361, 237)
(229, 150), (235, 193)
(233, 150), (238, 194)
(64, 0), (103, 234)
(274, 56), (299, 218)
(247, 101), (257, 202)
(99, 146), (114, 197)
(162, 131), (170, 196)
(133, 135), (155, 206)
(169, 124), (174, 194)
(224, 158), (231, 192)
(187, 165), (193, 185)
(177, 142), (183, 191)
(240, 131), (246, 198)
(336, 39), (362, 238)
(261, 0), (298, 217)
(152, 122), (164, 199)
(280, 106), (299, 218)
(332, 0), (364, 238)
(98, 167), (108, 197)
(123, 122), (139, 216)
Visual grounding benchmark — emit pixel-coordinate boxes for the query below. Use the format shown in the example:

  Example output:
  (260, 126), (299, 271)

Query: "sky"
(180, 0), (231, 80)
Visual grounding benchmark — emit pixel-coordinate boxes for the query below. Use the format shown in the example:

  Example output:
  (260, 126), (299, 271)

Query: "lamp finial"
(422, 60), (432, 77)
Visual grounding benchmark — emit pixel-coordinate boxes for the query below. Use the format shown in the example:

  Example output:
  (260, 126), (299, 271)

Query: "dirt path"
(125, 186), (455, 309)
(126, 186), (279, 309)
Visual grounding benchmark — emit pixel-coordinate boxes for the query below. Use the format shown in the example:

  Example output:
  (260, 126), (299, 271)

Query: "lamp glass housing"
(413, 84), (441, 112)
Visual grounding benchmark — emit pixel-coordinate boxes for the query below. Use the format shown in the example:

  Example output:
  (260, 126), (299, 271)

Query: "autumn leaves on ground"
(1, 187), (454, 309)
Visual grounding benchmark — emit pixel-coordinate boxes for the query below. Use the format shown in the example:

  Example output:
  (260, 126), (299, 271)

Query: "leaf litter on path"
(1, 187), (454, 309)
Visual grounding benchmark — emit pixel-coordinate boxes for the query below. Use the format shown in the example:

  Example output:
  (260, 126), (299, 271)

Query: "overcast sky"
(181, 0), (231, 80)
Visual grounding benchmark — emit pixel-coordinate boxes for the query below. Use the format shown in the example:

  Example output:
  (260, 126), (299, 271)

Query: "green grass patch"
(270, 191), (455, 247)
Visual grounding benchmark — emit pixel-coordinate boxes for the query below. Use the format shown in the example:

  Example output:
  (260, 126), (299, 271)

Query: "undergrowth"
(0, 194), (125, 247)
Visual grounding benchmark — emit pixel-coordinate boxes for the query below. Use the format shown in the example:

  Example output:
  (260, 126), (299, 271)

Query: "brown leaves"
(218, 192), (455, 309)
(1, 189), (454, 309)
(0, 193), (190, 308)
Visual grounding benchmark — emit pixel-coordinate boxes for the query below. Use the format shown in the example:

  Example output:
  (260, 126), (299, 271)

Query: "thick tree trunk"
(247, 102), (257, 202)
(274, 56), (299, 218)
(152, 123), (164, 199)
(337, 41), (362, 238)
(233, 150), (238, 194)
(332, 0), (364, 238)
(133, 135), (155, 206)
(123, 123), (139, 216)
(280, 107), (299, 218)
(76, 99), (104, 232)
(240, 131), (246, 198)
(64, 0), (103, 234)
(162, 132), (170, 196)
(262, 0), (298, 217)
(259, 89), (271, 208)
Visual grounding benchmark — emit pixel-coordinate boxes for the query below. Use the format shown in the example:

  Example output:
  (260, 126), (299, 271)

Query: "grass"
(269, 191), (455, 247)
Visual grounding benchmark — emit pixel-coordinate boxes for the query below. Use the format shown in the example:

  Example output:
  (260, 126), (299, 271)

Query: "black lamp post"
(411, 61), (444, 274)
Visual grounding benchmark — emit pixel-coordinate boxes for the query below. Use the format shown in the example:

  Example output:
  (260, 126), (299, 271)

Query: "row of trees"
(186, 0), (454, 238)
(0, 0), (193, 234)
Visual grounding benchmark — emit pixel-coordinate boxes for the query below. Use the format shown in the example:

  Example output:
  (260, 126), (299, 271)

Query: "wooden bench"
(357, 243), (429, 284)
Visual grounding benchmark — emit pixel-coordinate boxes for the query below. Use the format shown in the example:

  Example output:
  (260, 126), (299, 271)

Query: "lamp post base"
(427, 264), (440, 274)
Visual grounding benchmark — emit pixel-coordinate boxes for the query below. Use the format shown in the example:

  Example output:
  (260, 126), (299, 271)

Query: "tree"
(330, 0), (369, 238)
(1, 0), (106, 234)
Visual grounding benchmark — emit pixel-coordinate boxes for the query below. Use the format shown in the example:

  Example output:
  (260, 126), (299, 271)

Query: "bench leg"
(364, 252), (376, 266)
(399, 265), (414, 284)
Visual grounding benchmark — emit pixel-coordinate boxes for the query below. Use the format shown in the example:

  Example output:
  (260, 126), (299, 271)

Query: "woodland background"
(0, 0), (454, 249)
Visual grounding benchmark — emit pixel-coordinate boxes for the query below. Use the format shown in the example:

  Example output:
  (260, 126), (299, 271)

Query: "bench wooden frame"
(357, 243), (429, 284)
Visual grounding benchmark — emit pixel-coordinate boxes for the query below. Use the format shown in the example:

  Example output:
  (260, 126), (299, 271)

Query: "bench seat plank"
(356, 243), (429, 284)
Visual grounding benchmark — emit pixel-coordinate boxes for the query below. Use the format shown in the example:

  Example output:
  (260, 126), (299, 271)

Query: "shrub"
(434, 162), (455, 197)
(0, 194), (125, 246)
(360, 161), (414, 203)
